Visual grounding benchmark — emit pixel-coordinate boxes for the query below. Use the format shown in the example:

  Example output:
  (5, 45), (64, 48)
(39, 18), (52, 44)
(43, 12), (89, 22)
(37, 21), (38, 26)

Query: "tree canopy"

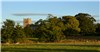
(62, 16), (80, 36)
(1, 13), (99, 43)
(75, 13), (96, 35)
(1, 19), (15, 43)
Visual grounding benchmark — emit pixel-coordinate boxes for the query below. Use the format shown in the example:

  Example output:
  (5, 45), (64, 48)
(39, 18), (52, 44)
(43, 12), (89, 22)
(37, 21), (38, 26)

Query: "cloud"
(13, 13), (50, 16)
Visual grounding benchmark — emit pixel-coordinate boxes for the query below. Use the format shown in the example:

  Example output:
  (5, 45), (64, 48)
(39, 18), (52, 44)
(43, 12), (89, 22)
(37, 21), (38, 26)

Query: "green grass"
(1, 43), (100, 52)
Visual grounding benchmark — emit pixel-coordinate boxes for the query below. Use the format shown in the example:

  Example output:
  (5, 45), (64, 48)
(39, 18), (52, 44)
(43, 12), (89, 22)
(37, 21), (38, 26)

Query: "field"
(2, 36), (100, 52)
(1, 43), (100, 52)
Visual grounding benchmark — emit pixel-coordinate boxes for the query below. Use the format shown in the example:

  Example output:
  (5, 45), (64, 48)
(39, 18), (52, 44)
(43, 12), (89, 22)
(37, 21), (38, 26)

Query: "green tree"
(24, 25), (33, 38)
(95, 23), (100, 36)
(12, 24), (26, 43)
(1, 19), (15, 43)
(48, 17), (65, 42)
(62, 16), (80, 36)
(75, 13), (96, 35)
(34, 17), (65, 42)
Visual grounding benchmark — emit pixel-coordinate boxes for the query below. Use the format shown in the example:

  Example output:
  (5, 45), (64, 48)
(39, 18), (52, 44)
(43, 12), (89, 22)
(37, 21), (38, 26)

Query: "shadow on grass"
(12, 44), (100, 47)
(2, 48), (99, 52)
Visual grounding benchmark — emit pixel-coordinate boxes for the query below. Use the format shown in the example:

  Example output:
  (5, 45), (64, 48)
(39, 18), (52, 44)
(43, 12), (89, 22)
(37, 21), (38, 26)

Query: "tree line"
(1, 13), (100, 43)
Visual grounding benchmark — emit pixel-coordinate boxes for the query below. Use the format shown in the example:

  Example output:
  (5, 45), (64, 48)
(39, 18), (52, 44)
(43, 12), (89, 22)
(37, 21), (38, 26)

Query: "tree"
(95, 23), (100, 36)
(62, 16), (80, 36)
(12, 24), (26, 43)
(48, 17), (65, 42)
(24, 25), (33, 38)
(34, 17), (65, 42)
(75, 13), (96, 35)
(1, 19), (15, 43)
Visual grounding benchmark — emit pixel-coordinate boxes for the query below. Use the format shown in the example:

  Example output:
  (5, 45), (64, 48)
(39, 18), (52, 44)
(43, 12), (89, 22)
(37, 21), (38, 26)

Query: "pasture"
(1, 43), (100, 52)
(2, 36), (100, 52)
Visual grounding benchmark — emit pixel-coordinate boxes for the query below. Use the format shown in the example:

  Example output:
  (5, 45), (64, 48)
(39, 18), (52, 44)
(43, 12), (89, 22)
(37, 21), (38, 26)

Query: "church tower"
(23, 18), (32, 27)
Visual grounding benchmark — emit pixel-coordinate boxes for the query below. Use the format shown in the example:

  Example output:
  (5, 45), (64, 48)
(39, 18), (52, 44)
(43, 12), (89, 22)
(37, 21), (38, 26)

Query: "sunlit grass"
(2, 43), (100, 52)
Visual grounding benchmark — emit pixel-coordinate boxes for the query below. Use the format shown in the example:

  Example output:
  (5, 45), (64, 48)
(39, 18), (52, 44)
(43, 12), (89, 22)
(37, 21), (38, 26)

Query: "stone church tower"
(23, 18), (32, 27)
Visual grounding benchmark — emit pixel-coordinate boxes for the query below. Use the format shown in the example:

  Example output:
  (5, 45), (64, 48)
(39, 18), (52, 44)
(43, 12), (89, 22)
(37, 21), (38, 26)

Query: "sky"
(1, 0), (100, 26)
(1, 0), (99, 2)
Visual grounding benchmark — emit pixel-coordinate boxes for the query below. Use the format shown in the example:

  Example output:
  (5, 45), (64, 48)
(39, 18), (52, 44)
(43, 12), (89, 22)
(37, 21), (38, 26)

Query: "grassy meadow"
(1, 36), (100, 52)
(1, 43), (100, 52)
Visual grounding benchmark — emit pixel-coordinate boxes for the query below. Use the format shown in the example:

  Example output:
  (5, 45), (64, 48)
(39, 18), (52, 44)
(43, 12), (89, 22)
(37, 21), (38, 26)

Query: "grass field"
(1, 36), (100, 52)
(1, 43), (100, 52)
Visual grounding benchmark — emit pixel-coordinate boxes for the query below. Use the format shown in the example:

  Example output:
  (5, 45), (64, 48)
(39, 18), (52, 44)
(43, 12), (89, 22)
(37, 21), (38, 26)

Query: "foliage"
(95, 23), (100, 36)
(24, 25), (33, 38)
(12, 24), (26, 43)
(62, 16), (80, 36)
(1, 13), (99, 43)
(75, 13), (96, 35)
(34, 17), (65, 42)
(1, 19), (15, 43)
(1, 20), (26, 43)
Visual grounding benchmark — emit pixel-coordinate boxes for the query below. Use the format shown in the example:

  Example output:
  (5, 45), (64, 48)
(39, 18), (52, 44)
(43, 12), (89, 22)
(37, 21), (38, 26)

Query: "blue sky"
(2, 1), (100, 23)
(2, 0), (99, 2)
